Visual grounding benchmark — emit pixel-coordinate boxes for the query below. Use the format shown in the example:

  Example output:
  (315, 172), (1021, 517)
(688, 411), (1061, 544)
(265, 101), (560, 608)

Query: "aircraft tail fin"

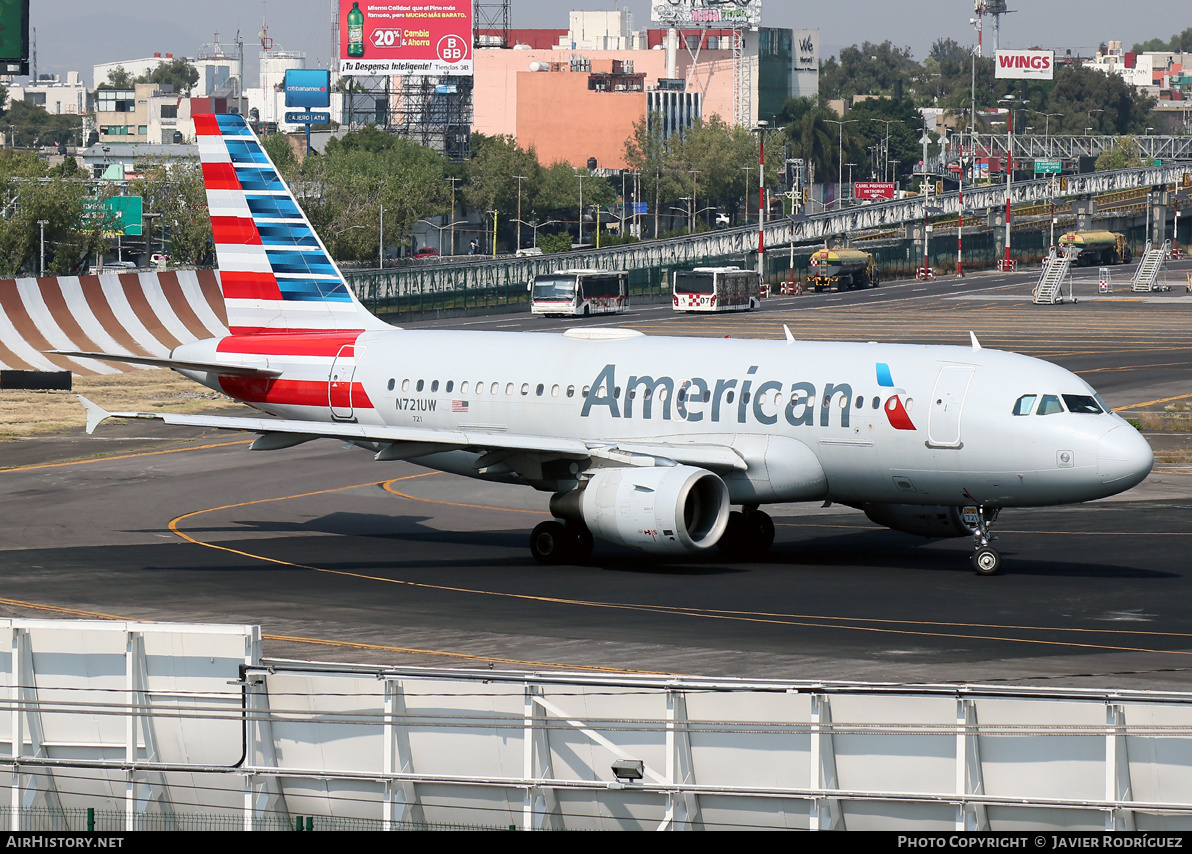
(194, 113), (389, 335)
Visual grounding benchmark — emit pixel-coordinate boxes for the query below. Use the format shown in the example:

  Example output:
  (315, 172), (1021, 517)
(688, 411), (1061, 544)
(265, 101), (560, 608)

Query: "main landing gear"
(969, 506), (1002, 576)
(717, 506), (775, 559)
(529, 519), (594, 565)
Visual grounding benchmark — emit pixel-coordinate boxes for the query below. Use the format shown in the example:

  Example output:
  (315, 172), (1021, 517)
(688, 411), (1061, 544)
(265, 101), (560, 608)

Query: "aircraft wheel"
(717, 511), (748, 554)
(530, 521), (572, 565)
(971, 546), (1002, 576)
(717, 510), (774, 558)
(567, 521), (594, 562)
(753, 511), (775, 553)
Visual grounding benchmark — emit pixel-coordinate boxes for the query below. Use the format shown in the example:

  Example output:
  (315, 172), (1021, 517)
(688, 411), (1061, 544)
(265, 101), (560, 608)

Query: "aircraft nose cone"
(1097, 424), (1153, 489)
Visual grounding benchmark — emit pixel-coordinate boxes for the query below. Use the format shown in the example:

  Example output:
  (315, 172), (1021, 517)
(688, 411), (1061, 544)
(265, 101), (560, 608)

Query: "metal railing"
(345, 163), (1192, 316)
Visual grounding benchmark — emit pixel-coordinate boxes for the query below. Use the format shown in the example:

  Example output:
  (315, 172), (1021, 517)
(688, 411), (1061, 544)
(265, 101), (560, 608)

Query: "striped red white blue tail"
(195, 113), (388, 335)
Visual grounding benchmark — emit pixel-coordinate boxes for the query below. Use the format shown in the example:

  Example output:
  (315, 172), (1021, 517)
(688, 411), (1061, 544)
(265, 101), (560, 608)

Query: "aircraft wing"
(52, 350), (282, 377)
(78, 398), (746, 472)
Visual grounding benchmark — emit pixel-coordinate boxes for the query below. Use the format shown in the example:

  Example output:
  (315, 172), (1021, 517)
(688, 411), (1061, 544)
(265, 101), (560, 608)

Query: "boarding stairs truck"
(1131, 240), (1169, 292)
(1033, 245), (1076, 305)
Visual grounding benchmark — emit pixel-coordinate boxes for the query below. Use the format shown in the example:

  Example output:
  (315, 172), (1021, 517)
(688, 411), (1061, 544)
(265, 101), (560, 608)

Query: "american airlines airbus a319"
(60, 114), (1153, 576)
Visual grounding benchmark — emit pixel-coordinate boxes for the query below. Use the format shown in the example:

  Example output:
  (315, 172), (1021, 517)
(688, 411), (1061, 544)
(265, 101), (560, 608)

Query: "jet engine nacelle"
(552, 465), (730, 554)
(859, 503), (979, 538)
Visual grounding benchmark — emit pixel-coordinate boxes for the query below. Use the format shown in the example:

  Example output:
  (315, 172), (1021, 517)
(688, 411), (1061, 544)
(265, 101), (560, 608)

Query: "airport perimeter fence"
(344, 222), (1089, 319)
(0, 806), (508, 832)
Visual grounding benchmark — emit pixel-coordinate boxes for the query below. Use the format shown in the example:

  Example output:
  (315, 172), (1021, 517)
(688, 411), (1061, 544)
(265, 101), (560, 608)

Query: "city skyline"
(27, 0), (1192, 87)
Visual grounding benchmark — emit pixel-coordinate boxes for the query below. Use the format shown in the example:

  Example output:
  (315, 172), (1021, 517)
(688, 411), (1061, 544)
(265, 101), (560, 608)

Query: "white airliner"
(59, 114), (1153, 575)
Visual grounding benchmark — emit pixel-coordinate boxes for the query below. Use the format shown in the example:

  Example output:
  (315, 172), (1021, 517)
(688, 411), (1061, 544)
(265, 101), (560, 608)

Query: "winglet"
(969, 331), (982, 351)
(783, 324), (795, 344)
(78, 396), (111, 435)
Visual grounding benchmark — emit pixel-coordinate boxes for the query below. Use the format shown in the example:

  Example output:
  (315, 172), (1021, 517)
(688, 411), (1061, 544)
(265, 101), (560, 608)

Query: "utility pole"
(514, 175), (527, 251)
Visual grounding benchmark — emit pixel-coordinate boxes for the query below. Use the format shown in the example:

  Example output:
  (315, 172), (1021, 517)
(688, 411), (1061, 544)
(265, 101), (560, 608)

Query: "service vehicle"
(1058, 231), (1132, 266)
(672, 266), (761, 312)
(806, 247), (879, 292)
(530, 269), (628, 317)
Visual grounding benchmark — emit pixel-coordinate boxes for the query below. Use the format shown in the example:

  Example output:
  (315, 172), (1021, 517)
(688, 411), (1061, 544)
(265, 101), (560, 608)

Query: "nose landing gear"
(967, 506), (1001, 576)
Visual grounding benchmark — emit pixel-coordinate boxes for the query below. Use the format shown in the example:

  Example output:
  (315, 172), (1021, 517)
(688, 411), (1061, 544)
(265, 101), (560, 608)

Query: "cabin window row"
(385, 378), (904, 412)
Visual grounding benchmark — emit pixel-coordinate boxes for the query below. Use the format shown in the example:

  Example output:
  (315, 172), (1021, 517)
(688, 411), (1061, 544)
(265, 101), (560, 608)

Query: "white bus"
(530, 269), (628, 317)
(672, 266), (761, 312)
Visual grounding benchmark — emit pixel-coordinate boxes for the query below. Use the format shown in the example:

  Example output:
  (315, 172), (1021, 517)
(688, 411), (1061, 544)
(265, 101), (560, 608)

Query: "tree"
(0, 150), (107, 275)
(128, 158), (213, 266)
(99, 66), (134, 90)
(1096, 136), (1144, 171)
(4, 100), (83, 147)
(138, 58), (200, 95)
(845, 97), (923, 182)
(819, 41), (920, 100)
(297, 127), (450, 261)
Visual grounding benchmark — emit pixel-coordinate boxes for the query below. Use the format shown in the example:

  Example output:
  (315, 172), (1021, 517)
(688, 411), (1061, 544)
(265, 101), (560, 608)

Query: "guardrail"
(345, 163), (1192, 315)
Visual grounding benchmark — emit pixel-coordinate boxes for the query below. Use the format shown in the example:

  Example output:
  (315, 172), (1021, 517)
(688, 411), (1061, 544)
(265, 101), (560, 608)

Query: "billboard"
(650, 0), (762, 29)
(854, 182), (895, 201)
(338, 1), (472, 76)
(994, 49), (1054, 80)
(284, 69), (331, 108)
(0, 0), (29, 75)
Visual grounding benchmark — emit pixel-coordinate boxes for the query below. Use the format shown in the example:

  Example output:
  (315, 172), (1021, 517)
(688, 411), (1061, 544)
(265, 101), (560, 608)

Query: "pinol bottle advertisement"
(338, 1), (473, 75)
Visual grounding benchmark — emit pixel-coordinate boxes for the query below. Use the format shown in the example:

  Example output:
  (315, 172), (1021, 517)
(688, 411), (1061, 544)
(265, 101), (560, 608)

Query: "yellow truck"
(1057, 230), (1132, 266)
(807, 247), (879, 292)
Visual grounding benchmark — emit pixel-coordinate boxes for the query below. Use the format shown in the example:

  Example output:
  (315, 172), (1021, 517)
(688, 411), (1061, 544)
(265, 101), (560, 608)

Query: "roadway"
(3, 261), (1192, 690)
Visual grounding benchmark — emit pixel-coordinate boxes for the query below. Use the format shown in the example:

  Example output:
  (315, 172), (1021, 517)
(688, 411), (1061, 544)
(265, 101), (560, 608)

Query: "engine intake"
(551, 465), (730, 554)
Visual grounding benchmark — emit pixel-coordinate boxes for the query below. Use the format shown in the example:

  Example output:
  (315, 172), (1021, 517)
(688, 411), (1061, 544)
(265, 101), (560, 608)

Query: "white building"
(6, 72), (87, 116)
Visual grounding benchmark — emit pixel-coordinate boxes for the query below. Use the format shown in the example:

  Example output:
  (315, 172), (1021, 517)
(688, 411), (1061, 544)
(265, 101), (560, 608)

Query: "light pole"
(869, 118), (903, 184)
(687, 169), (700, 234)
(845, 162), (856, 206)
(826, 119), (858, 209)
(418, 217), (468, 256)
(1033, 111), (1062, 150)
(37, 219), (47, 276)
(575, 171), (587, 245)
(379, 204), (384, 268)
(514, 175), (527, 250)
(447, 176), (460, 255)
(998, 96), (1023, 272)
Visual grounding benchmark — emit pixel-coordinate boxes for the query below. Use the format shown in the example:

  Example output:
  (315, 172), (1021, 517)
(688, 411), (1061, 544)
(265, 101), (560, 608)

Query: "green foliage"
(5, 100), (83, 148)
(298, 126), (450, 261)
(537, 232), (572, 254)
(1096, 136), (1144, 171)
(138, 58), (200, 95)
(260, 132), (298, 181)
(128, 159), (213, 266)
(99, 66), (134, 90)
(0, 151), (108, 276)
(1131, 29), (1192, 53)
(819, 41), (920, 101)
(624, 113), (773, 230)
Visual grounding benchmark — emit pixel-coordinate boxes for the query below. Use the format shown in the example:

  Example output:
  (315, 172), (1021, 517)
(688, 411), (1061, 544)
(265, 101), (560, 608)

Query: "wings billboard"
(339, 1), (472, 76)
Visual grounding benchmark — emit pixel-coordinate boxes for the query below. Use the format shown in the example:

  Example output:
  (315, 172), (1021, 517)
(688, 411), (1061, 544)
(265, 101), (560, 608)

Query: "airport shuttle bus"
(672, 267), (762, 312)
(530, 269), (628, 317)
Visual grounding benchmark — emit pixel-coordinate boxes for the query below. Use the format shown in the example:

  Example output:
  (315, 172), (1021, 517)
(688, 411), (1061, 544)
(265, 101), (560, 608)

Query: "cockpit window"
(1063, 394), (1103, 414)
(1013, 394), (1037, 416)
(1036, 394), (1063, 416)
